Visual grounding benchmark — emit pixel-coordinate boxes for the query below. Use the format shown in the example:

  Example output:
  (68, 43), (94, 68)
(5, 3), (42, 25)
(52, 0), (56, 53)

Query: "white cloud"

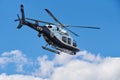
(0, 50), (120, 80)
(51, 58), (120, 80)
(75, 50), (102, 62)
(0, 50), (32, 72)
(53, 52), (74, 65)
(0, 73), (45, 80)
(33, 51), (120, 80)
(32, 55), (54, 78)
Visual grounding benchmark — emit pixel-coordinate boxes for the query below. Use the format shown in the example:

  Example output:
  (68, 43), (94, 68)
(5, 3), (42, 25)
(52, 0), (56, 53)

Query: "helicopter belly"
(44, 36), (79, 55)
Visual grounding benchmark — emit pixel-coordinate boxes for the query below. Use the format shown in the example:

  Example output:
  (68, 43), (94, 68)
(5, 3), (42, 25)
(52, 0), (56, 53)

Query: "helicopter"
(15, 4), (100, 55)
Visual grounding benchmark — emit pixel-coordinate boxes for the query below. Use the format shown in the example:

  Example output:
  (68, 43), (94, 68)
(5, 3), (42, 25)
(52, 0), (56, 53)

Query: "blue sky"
(0, 0), (120, 79)
(0, 0), (120, 57)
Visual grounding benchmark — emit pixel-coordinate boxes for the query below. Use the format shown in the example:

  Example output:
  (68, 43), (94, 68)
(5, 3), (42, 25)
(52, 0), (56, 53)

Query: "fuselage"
(41, 25), (80, 53)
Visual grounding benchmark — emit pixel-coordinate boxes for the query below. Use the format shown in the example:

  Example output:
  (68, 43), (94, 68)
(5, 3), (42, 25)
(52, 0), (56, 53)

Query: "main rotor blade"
(64, 27), (79, 36)
(45, 9), (79, 36)
(26, 18), (55, 25)
(45, 9), (64, 27)
(67, 26), (100, 29)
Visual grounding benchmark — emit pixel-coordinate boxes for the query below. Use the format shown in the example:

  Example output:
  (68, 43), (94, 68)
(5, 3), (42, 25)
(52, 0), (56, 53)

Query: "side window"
(68, 38), (71, 45)
(62, 36), (67, 43)
(48, 26), (52, 28)
(73, 41), (77, 47)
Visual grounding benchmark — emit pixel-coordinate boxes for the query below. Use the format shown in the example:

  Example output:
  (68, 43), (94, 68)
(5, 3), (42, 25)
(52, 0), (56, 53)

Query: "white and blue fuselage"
(42, 25), (80, 54)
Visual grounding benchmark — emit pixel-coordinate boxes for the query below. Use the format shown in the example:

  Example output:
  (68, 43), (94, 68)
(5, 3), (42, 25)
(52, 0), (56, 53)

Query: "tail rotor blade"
(14, 19), (19, 22)
(17, 23), (22, 29)
(14, 14), (20, 22)
(17, 14), (20, 20)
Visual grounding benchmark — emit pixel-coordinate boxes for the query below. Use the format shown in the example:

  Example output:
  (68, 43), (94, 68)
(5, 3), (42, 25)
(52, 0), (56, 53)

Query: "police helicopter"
(15, 4), (100, 55)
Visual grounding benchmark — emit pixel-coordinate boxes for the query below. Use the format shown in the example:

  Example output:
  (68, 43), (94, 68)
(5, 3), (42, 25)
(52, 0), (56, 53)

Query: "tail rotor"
(14, 4), (25, 29)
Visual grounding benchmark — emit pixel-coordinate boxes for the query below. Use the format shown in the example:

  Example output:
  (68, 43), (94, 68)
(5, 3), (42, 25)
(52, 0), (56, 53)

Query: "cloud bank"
(0, 50), (120, 80)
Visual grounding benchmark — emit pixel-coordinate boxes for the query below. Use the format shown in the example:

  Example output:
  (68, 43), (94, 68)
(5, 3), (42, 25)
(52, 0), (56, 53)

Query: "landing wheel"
(37, 33), (41, 37)
(73, 52), (76, 55)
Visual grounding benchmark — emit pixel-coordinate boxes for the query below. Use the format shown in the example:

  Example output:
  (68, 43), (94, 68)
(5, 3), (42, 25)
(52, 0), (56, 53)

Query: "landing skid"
(42, 46), (60, 55)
